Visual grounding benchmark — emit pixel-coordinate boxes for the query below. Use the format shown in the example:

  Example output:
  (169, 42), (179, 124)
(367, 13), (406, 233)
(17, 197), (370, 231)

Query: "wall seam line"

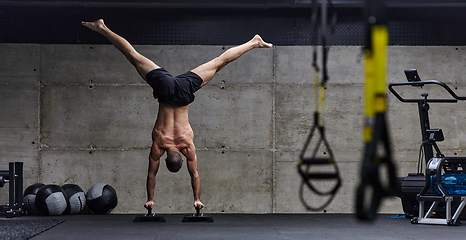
(272, 46), (277, 214)
(37, 43), (42, 182)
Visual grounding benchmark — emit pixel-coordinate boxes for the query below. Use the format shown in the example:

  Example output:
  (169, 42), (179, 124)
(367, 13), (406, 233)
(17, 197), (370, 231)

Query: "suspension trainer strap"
(298, 0), (341, 211)
(356, 0), (397, 221)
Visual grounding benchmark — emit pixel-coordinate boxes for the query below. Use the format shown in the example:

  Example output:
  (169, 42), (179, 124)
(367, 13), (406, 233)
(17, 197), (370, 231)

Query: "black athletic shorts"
(145, 68), (203, 106)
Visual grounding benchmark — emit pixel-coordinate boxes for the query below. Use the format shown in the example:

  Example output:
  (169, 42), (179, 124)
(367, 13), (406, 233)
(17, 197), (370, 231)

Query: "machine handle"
(389, 80), (466, 103)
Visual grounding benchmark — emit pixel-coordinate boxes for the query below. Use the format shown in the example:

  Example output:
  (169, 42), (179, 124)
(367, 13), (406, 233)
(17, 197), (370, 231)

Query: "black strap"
(298, 114), (341, 211)
(356, 113), (397, 220)
(297, 0), (341, 211)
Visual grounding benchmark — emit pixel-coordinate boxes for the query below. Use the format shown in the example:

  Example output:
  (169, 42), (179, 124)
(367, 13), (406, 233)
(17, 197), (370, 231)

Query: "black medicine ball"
(23, 183), (45, 215)
(34, 184), (69, 216)
(86, 183), (118, 214)
(62, 184), (86, 214)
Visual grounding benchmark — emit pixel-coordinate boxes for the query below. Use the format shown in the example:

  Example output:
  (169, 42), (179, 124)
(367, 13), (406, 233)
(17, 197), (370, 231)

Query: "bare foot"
(81, 19), (107, 33)
(251, 35), (273, 48)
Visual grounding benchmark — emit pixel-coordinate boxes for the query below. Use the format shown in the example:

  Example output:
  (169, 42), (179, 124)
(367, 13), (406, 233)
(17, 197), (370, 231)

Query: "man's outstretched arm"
(183, 146), (203, 209)
(145, 145), (162, 210)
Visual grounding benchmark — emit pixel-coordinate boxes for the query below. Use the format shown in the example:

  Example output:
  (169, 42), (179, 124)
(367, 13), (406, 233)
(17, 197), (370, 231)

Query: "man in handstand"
(82, 19), (272, 211)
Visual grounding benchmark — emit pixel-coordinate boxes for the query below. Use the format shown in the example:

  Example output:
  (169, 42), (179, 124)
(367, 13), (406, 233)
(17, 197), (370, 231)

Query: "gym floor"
(5, 213), (466, 240)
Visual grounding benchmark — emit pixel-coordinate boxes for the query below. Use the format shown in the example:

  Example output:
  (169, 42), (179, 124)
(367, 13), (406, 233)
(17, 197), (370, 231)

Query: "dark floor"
(4, 213), (466, 240)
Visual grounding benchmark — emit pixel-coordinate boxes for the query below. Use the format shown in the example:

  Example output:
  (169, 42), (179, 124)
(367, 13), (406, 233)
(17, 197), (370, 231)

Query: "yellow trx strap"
(364, 26), (388, 143)
(356, 0), (397, 220)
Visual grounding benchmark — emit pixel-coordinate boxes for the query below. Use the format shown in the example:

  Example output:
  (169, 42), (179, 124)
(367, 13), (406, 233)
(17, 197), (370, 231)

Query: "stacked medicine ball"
(23, 183), (117, 216)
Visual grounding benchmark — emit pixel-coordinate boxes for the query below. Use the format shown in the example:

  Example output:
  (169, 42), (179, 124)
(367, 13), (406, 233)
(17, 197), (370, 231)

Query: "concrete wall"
(1, 43), (466, 214)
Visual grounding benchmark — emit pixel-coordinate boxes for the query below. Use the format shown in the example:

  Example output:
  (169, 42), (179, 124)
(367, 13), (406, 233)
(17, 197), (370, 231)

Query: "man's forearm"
(146, 175), (155, 201)
(191, 175), (201, 201)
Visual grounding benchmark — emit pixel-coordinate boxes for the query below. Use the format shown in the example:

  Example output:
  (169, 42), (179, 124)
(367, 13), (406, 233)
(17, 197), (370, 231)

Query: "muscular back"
(146, 102), (199, 207)
(152, 103), (194, 153)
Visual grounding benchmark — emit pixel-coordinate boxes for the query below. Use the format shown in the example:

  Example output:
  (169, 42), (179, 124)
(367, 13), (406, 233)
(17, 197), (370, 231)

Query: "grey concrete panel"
(388, 46), (466, 90)
(0, 128), (37, 150)
(0, 44), (39, 84)
(327, 46), (365, 85)
(391, 151), (421, 176)
(275, 46), (313, 85)
(0, 84), (39, 149)
(195, 150), (273, 213)
(0, 84), (38, 128)
(275, 46), (363, 85)
(387, 99), (422, 151)
(275, 84), (363, 151)
(274, 84), (314, 150)
(40, 45), (140, 84)
(0, 44), (40, 206)
(40, 84), (157, 149)
(189, 85), (273, 150)
(425, 102), (466, 149)
(324, 84), (364, 150)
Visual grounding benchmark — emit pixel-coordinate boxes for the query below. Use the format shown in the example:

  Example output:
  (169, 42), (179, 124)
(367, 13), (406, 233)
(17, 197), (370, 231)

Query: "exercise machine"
(0, 162), (23, 218)
(389, 69), (466, 225)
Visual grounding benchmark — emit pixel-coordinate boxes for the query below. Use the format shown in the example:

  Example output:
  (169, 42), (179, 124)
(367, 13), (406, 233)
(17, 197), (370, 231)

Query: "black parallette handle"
(195, 205), (200, 216)
(146, 205), (153, 216)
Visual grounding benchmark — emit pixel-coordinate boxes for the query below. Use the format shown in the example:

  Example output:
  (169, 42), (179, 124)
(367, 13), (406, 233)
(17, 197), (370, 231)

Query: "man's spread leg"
(191, 35), (273, 87)
(82, 19), (159, 81)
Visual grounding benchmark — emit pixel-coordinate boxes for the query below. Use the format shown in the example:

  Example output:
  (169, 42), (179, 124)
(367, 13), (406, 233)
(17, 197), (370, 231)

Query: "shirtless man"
(82, 19), (272, 211)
